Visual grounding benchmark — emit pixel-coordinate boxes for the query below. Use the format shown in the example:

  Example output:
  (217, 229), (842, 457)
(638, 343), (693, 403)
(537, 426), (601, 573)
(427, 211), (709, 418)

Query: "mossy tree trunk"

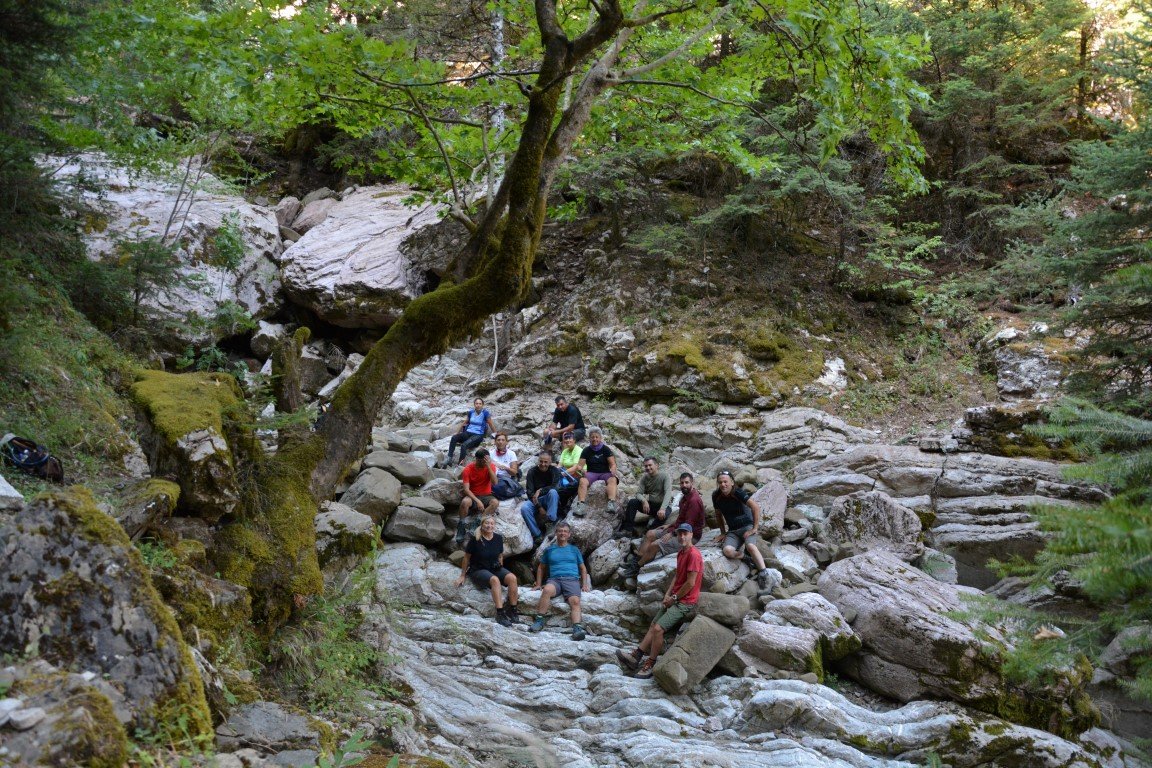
(238, 2), (630, 627)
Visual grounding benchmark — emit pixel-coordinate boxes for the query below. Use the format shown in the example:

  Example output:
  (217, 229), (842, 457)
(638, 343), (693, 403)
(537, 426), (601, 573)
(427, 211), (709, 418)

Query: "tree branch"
(403, 86), (465, 215)
(618, 6), (730, 79)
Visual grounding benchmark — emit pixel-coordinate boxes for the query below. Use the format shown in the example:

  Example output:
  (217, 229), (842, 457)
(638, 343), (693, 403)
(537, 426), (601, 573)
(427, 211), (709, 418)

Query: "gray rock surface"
(694, 592), (750, 628)
(825, 490), (924, 562)
(653, 616), (736, 695)
(53, 154), (282, 349)
(363, 449), (434, 486)
(280, 186), (445, 328)
(314, 501), (377, 565)
(750, 479), (787, 539)
(818, 550), (1096, 733)
(0, 495), (209, 736)
(0, 474), (23, 510)
(216, 701), (323, 751)
(383, 505), (447, 545)
(342, 467), (403, 524)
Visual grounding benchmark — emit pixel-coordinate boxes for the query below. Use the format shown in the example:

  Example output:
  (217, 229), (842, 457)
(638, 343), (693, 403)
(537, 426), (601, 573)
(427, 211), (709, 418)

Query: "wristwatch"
(671, 594), (679, 603)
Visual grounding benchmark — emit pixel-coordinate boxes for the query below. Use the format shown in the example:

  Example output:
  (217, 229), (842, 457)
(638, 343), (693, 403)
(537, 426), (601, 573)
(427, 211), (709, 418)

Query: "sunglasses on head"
(718, 470), (732, 478)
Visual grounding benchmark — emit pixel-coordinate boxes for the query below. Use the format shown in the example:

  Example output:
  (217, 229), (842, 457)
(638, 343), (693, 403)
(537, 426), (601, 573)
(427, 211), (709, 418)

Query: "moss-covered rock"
(151, 559), (253, 653)
(130, 369), (246, 522)
(0, 489), (213, 743)
(4, 660), (129, 768)
(113, 477), (181, 539)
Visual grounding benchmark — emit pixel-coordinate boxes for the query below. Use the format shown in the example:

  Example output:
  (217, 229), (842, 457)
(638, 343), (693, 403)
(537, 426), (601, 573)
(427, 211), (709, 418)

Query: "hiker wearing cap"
(616, 456), (672, 538)
(529, 521), (591, 641)
(713, 470), (775, 590)
(628, 472), (704, 575)
(617, 522), (702, 679)
(456, 448), (499, 543)
(542, 395), (586, 447)
(447, 397), (497, 466)
(456, 515), (522, 627)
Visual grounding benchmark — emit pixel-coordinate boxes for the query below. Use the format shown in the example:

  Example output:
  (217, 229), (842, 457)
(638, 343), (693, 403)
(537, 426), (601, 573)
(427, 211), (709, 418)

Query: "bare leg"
(489, 576), (504, 609)
(536, 583), (557, 615)
(577, 476), (589, 502)
(504, 573), (519, 606)
(639, 623), (666, 657)
(606, 476), (618, 502)
(568, 595), (582, 625)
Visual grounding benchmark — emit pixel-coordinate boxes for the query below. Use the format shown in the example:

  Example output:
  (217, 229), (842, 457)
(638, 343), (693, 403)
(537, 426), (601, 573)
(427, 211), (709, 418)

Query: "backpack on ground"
(1, 433), (64, 483)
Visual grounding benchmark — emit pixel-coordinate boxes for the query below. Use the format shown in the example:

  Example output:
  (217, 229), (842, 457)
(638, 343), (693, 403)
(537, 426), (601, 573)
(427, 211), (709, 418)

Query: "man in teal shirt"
(529, 522), (591, 641)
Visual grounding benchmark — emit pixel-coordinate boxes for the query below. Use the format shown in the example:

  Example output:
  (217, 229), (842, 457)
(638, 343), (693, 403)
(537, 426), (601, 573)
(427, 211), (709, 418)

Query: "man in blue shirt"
(529, 522), (591, 641)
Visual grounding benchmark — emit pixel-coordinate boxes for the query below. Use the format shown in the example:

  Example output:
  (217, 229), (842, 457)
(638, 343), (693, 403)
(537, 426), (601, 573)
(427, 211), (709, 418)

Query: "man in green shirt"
(616, 457), (672, 538)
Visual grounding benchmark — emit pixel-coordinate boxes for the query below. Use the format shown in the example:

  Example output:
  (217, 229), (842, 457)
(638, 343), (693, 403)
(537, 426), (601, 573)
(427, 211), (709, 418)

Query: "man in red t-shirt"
(616, 523), (703, 679)
(457, 448), (499, 544)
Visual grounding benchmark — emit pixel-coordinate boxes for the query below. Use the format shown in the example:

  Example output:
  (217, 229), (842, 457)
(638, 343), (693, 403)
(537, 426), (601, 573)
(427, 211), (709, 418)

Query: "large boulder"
(130, 370), (246, 522)
(342, 467), (403, 525)
(362, 449), (434, 486)
(791, 444), (1102, 508)
(279, 186), (445, 328)
(694, 593), (750, 628)
(750, 480), (787, 539)
(0, 473), (24, 510)
(749, 408), (876, 467)
(825, 490), (924, 562)
(653, 616), (736, 695)
(734, 618), (822, 674)
(56, 154), (282, 349)
(588, 538), (630, 586)
(979, 324), (1073, 402)
(0, 491), (212, 740)
(383, 504), (447, 545)
(761, 592), (860, 662)
(566, 482), (617, 555)
(818, 550), (1097, 737)
(314, 502), (377, 566)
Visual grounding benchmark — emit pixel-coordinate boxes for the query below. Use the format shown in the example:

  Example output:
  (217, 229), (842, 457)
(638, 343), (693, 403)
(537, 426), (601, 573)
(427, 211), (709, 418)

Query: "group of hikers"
(446, 395), (777, 677)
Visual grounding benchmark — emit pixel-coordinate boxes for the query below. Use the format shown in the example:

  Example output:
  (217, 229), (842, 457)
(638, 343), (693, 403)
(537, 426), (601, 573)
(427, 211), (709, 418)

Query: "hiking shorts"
(466, 495), (497, 510)
(654, 602), (694, 632)
(469, 567), (513, 589)
(723, 525), (756, 552)
(585, 471), (616, 485)
(545, 577), (582, 599)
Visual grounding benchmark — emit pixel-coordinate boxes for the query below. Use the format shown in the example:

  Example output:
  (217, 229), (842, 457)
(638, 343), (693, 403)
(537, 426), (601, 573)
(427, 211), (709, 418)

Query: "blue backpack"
(1, 433), (64, 482)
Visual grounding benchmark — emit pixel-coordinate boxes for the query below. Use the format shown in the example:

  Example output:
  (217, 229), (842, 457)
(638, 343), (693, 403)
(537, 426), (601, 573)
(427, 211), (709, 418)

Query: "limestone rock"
(315, 502), (377, 565)
(766, 544), (819, 582)
(750, 408), (876, 467)
(750, 480), (787, 539)
(818, 550), (1097, 736)
(566, 482), (618, 555)
(654, 616), (736, 695)
(383, 505), (447, 546)
(375, 543), (441, 606)
(1, 660), (128, 767)
(274, 196), (301, 227)
(250, 321), (288, 359)
(216, 701), (323, 751)
(113, 478), (179, 539)
(131, 370), (244, 522)
(316, 353), (364, 401)
(694, 593), (750, 628)
(0, 491), (212, 739)
(825, 490), (924, 562)
(151, 561), (252, 651)
(55, 154), (282, 349)
(761, 592), (859, 662)
(0, 473), (23, 510)
(342, 467), (403, 525)
(588, 538), (630, 586)
(701, 546), (751, 593)
(736, 618), (822, 674)
(280, 186), (446, 328)
(979, 324), (1072, 401)
(418, 477), (465, 507)
(363, 449), (434, 486)
(915, 547), (959, 584)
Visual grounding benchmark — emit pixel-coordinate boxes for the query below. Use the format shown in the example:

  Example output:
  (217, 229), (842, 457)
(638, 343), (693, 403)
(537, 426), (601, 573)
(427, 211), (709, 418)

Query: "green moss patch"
(130, 369), (243, 443)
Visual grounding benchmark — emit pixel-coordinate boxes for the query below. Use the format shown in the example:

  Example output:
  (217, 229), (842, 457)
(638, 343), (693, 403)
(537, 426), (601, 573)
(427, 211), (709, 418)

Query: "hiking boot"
(495, 608), (513, 628)
(572, 501), (586, 517)
(621, 560), (640, 577)
(756, 568), (775, 590)
(454, 519), (469, 545)
(571, 623), (587, 641)
(606, 500), (618, 514)
(529, 615), (547, 633)
(506, 604), (522, 624)
(635, 657), (656, 679)
(614, 527), (633, 540)
(616, 647), (643, 670)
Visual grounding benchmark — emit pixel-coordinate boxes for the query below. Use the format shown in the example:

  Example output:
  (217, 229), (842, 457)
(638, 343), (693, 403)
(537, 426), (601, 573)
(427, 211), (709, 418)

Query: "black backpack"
(1, 433), (64, 483)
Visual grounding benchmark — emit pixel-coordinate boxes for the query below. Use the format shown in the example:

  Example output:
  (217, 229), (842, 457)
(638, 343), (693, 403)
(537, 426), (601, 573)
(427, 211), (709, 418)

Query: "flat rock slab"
(362, 449), (434, 486)
(654, 615), (735, 695)
(216, 701), (322, 751)
(826, 490), (923, 562)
